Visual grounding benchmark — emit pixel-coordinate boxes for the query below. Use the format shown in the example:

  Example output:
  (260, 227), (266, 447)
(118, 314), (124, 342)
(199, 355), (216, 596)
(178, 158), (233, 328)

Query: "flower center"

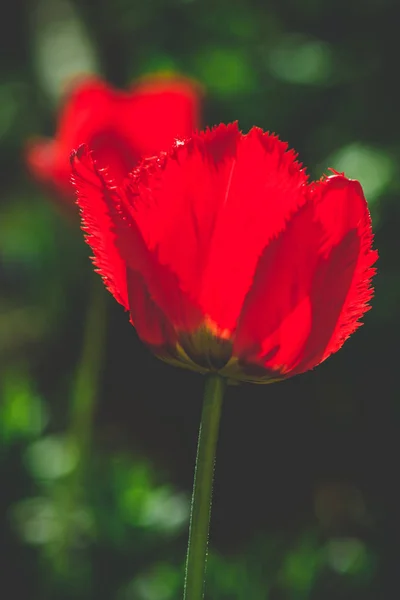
(178, 325), (233, 370)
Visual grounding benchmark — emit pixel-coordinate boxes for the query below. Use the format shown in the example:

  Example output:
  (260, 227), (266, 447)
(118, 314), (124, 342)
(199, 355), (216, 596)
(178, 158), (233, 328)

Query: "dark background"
(1, 0), (400, 598)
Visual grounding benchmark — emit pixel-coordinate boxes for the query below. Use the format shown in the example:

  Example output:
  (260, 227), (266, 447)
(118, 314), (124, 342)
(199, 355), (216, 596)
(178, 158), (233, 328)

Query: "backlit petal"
(233, 200), (320, 375)
(234, 175), (377, 377)
(126, 268), (177, 350)
(129, 124), (308, 336)
(292, 175), (378, 375)
(71, 145), (203, 335)
(71, 145), (129, 308)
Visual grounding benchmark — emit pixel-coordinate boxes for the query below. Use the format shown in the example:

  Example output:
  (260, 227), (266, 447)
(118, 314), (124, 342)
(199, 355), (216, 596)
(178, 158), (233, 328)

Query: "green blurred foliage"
(1, 0), (399, 598)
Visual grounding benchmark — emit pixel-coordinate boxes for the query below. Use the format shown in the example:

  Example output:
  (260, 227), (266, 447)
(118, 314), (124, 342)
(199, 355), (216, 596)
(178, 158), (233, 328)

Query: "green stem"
(184, 374), (225, 600)
(53, 276), (107, 578)
(70, 275), (107, 466)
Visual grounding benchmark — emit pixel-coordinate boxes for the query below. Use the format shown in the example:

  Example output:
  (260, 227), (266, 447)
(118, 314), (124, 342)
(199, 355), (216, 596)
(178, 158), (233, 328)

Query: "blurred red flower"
(26, 73), (201, 206)
(71, 123), (377, 383)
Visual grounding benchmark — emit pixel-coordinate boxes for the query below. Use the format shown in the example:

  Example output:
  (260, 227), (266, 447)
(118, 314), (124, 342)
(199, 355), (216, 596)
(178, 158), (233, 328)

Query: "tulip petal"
(233, 175), (377, 377)
(200, 127), (308, 333)
(57, 77), (115, 151)
(233, 200), (320, 374)
(292, 175), (378, 375)
(123, 75), (201, 159)
(129, 124), (308, 336)
(71, 144), (129, 308)
(27, 78), (134, 195)
(126, 267), (177, 350)
(71, 145), (203, 337)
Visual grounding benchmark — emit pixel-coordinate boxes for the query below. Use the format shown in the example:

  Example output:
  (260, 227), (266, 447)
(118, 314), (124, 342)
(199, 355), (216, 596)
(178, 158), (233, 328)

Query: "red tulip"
(71, 123), (377, 383)
(26, 73), (201, 206)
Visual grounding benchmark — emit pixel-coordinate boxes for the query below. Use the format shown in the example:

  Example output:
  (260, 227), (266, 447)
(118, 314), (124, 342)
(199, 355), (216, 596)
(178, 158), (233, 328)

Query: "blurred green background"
(1, 0), (399, 598)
